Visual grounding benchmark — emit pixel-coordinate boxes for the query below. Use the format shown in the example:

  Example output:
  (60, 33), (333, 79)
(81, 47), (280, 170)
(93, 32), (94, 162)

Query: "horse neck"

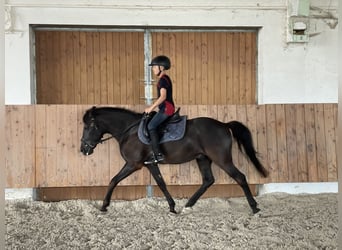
(99, 109), (141, 139)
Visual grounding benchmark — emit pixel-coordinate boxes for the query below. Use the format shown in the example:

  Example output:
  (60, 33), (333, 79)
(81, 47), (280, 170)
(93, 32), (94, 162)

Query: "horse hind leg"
(220, 162), (260, 214)
(185, 155), (215, 208)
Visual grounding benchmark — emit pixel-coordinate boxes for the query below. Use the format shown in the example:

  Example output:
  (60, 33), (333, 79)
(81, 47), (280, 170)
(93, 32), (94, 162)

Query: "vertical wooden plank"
(106, 32), (114, 104)
(219, 34), (227, 105)
(112, 32), (121, 104)
(66, 105), (81, 186)
(43, 105), (58, 187)
(207, 33), (215, 105)
(174, 33), (182, 104)
(162, 32), (170, 55)
(239, 33), (246, 104)
(119, 33), (127, 104)
(296, 104), (308, 182)
(285, 105), (298, 182)
(100, 32), (108, 104)
(304, 104), (318, 182)
(79, 31), (88, 104)
(93, 32), (101, 104)
(56, 105), (68, 186)
(245, 32), (253, 104)
(35, 105), (47, 187)
(314, 104), (328, 181)
(188, 32), (196, 104)
(132, 32), (144, 105)
(86, 32), (95, 104)
(213, 33), (221, 104)
(65, 31), (75, 104)
(194, 33), (202, 104)
(5, 106), (36, 188)
(250, 32), (257, 104)
(138, 32), (145, 105)
(125, 32), (133, 104)
(53, 31), (62, 104)
(73, 31), (81, 104)
(200, 33), (208, 105)
(266, 105), (278, 182)
(182, 33), (190, 105)
(59, 31), (68, 103)
(232, 33), (240, 104)
(275, 105), (288, 182)
(21, 105), (36, 187)
(324, 104), (337, 181)
(226, 33), (234, 104)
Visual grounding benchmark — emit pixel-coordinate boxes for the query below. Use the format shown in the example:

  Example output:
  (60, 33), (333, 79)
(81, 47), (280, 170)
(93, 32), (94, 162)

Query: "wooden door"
(35, 29), (257, 105)
(35, 30), (145, 104)
(151, 31), (257, 105)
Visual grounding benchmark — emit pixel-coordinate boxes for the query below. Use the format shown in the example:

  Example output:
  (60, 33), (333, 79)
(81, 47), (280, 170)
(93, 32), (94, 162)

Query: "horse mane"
(83, 106), (142, 123)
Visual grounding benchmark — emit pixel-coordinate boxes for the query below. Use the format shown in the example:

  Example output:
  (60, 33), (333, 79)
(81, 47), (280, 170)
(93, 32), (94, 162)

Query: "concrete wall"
(5, 0), (338, 104)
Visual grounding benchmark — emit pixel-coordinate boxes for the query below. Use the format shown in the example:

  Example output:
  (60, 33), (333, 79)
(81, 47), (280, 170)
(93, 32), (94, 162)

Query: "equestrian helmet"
(149, 55), (171, 70)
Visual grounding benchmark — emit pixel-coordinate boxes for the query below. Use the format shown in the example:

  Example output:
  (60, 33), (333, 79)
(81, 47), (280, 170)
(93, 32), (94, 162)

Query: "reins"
(99, 119), (141, 144)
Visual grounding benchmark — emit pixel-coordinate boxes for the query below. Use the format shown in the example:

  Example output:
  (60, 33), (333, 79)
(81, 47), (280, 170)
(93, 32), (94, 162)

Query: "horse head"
(80, 106), (104, 156)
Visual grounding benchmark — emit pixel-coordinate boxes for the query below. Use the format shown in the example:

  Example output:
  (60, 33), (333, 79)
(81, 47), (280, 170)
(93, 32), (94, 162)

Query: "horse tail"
(226, 121), (269, 177)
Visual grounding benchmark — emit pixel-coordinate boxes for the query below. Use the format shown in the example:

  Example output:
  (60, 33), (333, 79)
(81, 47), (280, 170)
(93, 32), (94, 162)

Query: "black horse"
(80, 106), (268, 214)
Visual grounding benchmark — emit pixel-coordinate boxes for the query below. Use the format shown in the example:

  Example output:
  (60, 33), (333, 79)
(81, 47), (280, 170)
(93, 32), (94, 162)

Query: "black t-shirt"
(157, 75), (175, 115)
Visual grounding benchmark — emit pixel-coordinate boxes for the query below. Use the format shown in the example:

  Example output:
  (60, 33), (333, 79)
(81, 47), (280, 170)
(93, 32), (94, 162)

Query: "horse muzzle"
(80, 140), (95, 156)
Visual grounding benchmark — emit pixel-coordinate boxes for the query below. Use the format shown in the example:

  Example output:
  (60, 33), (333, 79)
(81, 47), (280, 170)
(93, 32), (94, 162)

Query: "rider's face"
(152, 65), (163, 76)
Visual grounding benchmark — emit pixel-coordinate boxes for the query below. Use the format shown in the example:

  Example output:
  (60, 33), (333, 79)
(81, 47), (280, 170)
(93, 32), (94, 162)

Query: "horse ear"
(90, 106), (96, 117)
(84, 106), (96, 123)
(89, 106), (96, 120)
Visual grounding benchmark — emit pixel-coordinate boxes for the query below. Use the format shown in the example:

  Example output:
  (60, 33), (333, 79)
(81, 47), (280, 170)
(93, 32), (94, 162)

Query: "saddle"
(138, 108), (187, 145)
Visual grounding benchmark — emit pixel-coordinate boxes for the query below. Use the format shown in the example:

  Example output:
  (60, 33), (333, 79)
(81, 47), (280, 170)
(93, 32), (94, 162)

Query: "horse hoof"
(181, 207), (193, 214)
(100, 207), (108, 212)
(252, 207), (260, 214)
(170, 209), (177, 214)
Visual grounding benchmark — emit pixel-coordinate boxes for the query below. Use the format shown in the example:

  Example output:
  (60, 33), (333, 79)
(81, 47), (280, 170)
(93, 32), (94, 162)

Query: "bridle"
(81, 118), (142, 149)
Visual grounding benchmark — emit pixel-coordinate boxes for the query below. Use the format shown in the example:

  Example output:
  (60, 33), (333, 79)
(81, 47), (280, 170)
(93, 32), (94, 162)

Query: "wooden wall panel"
(151, 31), (257, 105)
(35, 31), (144, 105)
(5, 106), (36, 188)
(325, 104), (337, 181)
(5, 104), (338, 189)
(36, 30), (256, 106)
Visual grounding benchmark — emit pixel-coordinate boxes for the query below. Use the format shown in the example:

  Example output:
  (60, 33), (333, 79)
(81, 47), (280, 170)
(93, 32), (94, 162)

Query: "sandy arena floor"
(6, 193), (337, 249)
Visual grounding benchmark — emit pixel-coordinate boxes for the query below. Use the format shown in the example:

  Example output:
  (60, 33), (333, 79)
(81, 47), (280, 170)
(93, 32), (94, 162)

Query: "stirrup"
(144, 153), (164, 165)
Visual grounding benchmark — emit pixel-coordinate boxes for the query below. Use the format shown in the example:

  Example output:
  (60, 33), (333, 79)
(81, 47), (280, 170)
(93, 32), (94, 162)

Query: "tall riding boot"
(144, 130), (164, 164)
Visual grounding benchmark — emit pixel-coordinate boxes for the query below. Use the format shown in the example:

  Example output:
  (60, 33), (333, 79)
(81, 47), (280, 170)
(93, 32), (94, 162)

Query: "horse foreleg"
(222, 162), (260, 214)
(101, 163), (140, 212)
(185, 155), (215, 208)
(146, 163), (176, 213)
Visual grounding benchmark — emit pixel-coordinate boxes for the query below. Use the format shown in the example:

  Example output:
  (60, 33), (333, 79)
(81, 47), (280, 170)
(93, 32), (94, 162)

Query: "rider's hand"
(144, 107), (154, 114)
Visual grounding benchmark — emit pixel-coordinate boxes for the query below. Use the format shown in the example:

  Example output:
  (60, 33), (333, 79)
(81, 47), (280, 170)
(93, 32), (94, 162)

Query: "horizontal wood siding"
(5, 104), (337, 189)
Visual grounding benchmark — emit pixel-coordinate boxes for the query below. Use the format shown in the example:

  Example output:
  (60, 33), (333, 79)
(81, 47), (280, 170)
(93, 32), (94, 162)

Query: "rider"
(144, 55), (175, 164)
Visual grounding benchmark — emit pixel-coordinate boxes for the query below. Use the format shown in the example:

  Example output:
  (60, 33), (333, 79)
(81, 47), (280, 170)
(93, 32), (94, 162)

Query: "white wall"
(5, 0), (339, 104)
